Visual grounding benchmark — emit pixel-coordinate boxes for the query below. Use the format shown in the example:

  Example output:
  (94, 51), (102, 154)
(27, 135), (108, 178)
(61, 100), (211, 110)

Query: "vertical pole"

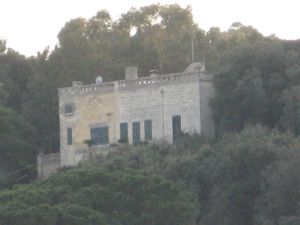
(191, 35), (195, 63)
(161, 89), (165, 140)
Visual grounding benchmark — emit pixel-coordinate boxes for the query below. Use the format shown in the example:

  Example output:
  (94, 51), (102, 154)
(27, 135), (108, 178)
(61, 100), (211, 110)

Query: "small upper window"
(64, 103), (74, 115)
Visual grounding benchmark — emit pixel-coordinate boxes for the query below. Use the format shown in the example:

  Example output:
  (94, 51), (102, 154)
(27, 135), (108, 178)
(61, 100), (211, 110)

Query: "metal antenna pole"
(161, 89), (165, 140)
(191, 35), (195, 63)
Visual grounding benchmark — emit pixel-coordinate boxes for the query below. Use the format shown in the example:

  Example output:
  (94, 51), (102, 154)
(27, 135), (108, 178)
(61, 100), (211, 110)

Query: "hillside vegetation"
(0, 126), (300, 225)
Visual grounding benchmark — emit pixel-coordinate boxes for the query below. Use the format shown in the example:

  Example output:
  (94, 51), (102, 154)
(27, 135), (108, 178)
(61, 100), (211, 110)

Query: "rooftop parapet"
(72, 81), (83, 87)
(125, 66), (138, 80)
(184, 62), (205, 73)
(58, 62), (213, 96)
(58, 81), (115, 96)
(59, 72), (213, 97)
(117, 71), (213, 89)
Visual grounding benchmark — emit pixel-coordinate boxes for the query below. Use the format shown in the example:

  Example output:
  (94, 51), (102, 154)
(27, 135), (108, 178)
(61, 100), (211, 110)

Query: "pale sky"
(0, 0), (299, 56)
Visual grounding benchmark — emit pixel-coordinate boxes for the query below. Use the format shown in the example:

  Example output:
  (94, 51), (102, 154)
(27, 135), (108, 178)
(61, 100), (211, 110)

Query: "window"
(144, 120), (152, 141)
(67, 128), (72, 145)
(120, 123), (128, 143)
(90, 127), (109, 145)
(64, 103), (74, 115)
(172, 115), (181, 143)
(132, 122), (140, 145)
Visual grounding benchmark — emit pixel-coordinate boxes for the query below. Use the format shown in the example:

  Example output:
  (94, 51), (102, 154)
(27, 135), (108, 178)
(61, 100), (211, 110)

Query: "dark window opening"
(120, 123), (128, 143)
(172, 115), (181, 143)
(64, 104), (74, 115)
(144, 120), (152, 141)
(67, 128), (72, 145)
(90, 127), (109, 145)
(132, 122), (140, 145)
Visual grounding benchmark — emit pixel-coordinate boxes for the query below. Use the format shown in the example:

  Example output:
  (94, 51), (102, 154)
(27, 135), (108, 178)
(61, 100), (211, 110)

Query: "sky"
(0, 0), (299, 56)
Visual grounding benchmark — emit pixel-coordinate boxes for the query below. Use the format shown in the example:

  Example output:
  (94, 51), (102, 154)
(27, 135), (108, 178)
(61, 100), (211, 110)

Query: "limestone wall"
(58, 82), (119, 166)
(37, 153), (60, 179)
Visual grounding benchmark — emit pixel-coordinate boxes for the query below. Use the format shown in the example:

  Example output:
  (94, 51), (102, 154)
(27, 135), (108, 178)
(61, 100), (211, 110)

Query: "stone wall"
(37, 153), (60, 179)
(59, 82), (119, 166)
(37, 146), (117, 179)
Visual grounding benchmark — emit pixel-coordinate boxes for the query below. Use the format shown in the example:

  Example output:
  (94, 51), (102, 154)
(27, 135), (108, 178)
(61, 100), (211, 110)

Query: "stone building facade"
(38, 62), (215, 178)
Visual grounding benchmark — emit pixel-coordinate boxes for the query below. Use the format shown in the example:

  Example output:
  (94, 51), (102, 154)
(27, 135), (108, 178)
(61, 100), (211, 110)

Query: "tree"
(255, 153), (300, 225)
(0, 168), (198, 225)
(0, 106), (37, 188)
(280, 86), (300, 135)
(211, 40), (289, 134)
(0, 51), (34, 111)
(22, 50), (59, 153)
(0, 39), (6, 53)
(0, 83), (8, 105)
(193, 126), (298, 225)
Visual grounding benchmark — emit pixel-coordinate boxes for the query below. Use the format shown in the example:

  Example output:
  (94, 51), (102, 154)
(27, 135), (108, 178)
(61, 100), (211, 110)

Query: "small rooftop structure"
(184, 62), (205, 73)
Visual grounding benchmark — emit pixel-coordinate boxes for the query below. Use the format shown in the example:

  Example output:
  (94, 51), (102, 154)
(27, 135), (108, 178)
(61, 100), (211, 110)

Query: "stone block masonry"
(37, 153), (60, 179)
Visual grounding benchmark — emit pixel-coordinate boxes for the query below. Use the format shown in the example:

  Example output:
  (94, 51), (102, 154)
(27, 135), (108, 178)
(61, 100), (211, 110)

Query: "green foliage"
(255, 153), (300, 225)
(83, 139), (94, 148)
(280, 86), (300, 135)
(22, 49), (60, 152)
(194, 126), (297, 225)
(0, 106), (37, 188)
(0, 39), (6, 53)
(211, 38), (300, 135)
(0, 83), (8, 105)
(0, 168), (198, 225)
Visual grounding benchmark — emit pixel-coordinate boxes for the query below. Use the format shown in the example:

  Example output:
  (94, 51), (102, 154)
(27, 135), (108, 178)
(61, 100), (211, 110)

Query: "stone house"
(38, 62), (215, 178)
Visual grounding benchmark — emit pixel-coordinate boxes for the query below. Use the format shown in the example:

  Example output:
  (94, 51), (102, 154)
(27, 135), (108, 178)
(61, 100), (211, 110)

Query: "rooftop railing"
(59, 71), (212, 96)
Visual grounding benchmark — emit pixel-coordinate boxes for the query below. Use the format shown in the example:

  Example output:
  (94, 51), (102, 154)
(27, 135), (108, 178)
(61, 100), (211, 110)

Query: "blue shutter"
(132, 122), (140, 144)
(120, 123), (128, 143)
(67, 128), (72, 145)
(172, 115), (181, 143)
(90, 127), (109, 145)
(144, 120), (152, 140)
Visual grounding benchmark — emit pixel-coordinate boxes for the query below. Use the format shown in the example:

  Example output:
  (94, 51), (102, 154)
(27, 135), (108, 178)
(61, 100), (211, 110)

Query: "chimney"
(72, 81), (83, 87)
(149, 70), (159, 77)
(198, 62), (205, 72)
(125, 66), (138, 80)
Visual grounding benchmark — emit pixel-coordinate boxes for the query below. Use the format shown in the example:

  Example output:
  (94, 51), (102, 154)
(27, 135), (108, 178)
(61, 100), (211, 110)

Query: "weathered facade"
(38, 62), (215, 178)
